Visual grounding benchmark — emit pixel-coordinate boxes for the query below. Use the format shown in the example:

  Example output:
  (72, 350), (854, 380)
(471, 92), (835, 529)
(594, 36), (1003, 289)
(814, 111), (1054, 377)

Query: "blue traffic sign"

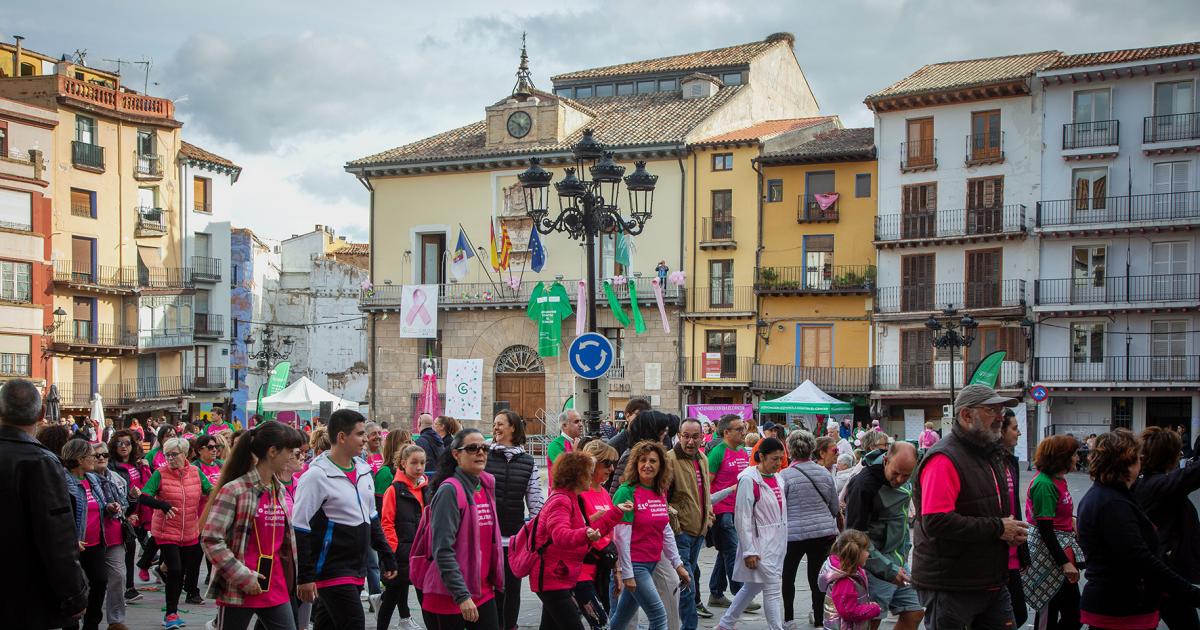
(1029, 384), (1049, 402)
(568, 332), (614, 380)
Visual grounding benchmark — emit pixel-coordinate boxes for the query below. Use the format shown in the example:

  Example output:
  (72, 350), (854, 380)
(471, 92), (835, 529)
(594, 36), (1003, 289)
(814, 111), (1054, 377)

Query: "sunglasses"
(95, 452), (109, 459)
(114, 441), (132, 447)
(599, 459), (618, 468)
(455, 444), (488, 454)
(165, 451), (184, 457)
(203, 444), (222, 451)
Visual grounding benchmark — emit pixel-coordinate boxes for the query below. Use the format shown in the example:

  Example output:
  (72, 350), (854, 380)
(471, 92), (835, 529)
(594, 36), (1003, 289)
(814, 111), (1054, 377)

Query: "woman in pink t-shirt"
(578, 440), (622, 630)
(200, 420), (307, 630)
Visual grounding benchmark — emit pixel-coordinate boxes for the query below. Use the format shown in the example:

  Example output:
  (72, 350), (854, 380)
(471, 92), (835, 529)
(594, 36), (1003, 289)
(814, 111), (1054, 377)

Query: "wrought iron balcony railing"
(752, 364), (870, 393)
(876, 204), (1026, 241)
(1063, 120), (1119, 150)
(1037, 356), (1200, 383)
(876, 279), (1026, 313)
(71, 141), (104, 169)
(1037, 190), (1200, 227)
(754, 265), (874, 294)
(1035, 273), (1200, 306)
(1143, 112), (1200, 143)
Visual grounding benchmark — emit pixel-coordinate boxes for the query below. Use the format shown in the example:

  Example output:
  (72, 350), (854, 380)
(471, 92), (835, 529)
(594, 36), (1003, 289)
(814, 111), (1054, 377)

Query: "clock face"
(507, 111), (532, 139)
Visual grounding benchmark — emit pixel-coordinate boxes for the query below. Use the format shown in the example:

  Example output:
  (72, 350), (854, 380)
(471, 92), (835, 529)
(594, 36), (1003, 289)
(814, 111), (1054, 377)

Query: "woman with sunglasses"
(579, 439), (622, 627)
(200, 421), (306, 630)
(485, 409), (544, 630)
(420, 428), (504, 630)
(93, 440), (132, 629)
(139, 436), (214, 629)
(193, 433), (226, 600)
(61, 438), (125, 630)
(109, 429), (152, 600)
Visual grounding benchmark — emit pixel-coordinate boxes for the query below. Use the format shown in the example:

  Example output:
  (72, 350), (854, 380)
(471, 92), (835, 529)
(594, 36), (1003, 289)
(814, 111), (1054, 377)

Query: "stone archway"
(494, 345), (546, 434)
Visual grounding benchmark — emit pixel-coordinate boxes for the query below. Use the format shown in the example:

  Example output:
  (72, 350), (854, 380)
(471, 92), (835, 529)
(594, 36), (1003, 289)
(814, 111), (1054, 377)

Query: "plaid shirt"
(199, 466), (297, 606)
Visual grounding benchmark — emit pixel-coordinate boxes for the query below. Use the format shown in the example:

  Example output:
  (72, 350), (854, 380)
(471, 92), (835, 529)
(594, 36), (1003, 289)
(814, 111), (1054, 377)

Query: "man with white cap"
(910, 384), (1030, 630)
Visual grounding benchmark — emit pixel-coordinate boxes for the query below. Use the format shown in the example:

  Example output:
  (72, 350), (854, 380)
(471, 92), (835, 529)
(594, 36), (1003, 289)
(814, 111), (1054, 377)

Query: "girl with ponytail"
(200, 421), (305, 630)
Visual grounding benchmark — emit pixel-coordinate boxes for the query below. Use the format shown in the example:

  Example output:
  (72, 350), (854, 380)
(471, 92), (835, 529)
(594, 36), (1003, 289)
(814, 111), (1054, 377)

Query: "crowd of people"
(2, 376), (1199, 630)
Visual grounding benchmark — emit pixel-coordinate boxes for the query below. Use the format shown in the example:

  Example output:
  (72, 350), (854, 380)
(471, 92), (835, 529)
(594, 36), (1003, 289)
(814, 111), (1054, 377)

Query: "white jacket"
(731, 467), (788, 584)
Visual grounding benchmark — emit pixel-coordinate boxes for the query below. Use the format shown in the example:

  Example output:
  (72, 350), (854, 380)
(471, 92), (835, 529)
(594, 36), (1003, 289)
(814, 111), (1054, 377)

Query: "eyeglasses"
(203, 444), (222, 451)
(114, 441), (132, 447)
(599, 459), (618, 468)
(455, 444), (488, 454)
(165, 451), (184, 458)
(94, 452), (109, 459)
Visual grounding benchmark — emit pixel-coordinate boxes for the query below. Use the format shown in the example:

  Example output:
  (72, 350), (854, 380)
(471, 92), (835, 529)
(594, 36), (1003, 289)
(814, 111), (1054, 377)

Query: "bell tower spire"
(512, 32), (536, 99)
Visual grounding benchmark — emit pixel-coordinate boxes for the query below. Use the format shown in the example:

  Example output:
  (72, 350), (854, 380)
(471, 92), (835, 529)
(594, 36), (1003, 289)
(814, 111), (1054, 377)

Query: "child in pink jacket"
(817, 530), (882, 630)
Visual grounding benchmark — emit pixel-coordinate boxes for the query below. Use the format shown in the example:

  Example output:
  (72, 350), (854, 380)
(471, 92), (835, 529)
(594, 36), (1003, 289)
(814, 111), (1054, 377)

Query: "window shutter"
(1006, 328), (1028, 362)
(983, 179), (995, 207)
(1092, 175), (1107, 206)
(925, 184), (937, 210)
(1075, 177), (1090, 206)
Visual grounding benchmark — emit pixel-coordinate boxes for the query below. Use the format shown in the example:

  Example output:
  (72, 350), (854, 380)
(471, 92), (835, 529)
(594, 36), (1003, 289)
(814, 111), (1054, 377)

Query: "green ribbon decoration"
(628, 279), (646, 334)
(604, 280), (630, 326)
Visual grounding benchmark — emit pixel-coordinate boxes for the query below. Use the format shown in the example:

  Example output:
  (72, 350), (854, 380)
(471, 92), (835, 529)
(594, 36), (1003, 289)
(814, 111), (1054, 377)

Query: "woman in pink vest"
(139, 437), (213, 629)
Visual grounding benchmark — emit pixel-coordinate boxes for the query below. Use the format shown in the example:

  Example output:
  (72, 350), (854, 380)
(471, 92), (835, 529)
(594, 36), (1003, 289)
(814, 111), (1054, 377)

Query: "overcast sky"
(4, 0), (1196, 243)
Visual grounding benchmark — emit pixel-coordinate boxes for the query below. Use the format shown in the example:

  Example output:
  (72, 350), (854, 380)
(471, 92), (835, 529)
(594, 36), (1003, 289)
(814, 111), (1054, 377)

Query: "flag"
(489, 220), (500, 272)
(450, 228), (474, 280)
(499, 222), (513, 270)
(967, 351), (1006, 388)
(529, 228), (546, 272)
(614, 231), (631, 269)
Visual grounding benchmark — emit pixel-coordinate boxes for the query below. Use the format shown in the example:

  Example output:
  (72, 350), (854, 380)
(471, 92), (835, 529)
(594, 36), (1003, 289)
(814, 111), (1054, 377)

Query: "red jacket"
(532, 488), (622, 592)
(150, 464), (204, 544)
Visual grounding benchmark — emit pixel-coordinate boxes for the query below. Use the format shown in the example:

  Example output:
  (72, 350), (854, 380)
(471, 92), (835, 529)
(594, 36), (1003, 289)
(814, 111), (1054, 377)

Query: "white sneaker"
(360, 590), (370, 601)
(399, 618), (423, 630)
(369, 593), (383, 610)
(205, 620), (218, 630)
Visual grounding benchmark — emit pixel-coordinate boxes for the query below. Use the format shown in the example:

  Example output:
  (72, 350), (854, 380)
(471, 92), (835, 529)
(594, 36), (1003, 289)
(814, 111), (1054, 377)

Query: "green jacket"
(844, 449), (913, 581)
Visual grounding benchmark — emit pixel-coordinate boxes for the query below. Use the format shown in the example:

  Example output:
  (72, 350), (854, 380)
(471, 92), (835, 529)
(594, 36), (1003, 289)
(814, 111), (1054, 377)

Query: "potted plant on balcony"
(758, 266), (779, 289)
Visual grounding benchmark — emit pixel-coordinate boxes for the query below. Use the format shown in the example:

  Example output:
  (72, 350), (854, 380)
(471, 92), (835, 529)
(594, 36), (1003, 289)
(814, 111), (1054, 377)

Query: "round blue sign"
(568, 332), (614, 380)
(1029, 384), (1049, 402)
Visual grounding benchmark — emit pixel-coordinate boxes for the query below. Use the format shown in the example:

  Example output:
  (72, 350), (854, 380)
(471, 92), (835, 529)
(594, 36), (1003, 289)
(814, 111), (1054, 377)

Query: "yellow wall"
(0, 45), (115, 86)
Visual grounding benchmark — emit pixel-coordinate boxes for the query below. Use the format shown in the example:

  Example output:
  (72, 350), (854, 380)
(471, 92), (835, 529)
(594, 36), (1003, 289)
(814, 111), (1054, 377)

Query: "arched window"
(494, 345), (544, 374)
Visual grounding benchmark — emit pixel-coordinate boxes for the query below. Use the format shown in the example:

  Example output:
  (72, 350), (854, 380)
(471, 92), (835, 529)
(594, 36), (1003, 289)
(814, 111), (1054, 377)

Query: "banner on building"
(400, 284), (438, 338)
(702, 353), (722, 379)
(444, 358), (483, 420)
(686, 403), (754, 424)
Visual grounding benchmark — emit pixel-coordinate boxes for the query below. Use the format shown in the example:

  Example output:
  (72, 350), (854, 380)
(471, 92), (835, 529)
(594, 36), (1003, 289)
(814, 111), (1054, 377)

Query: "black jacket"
(0, 425), (88, 628)
(1078, 480), (1200, 619)
(415, 429), (446, 474)
(388, 479), (430, 576)
(1131, 458), (1200, 581)
(1003, 452), (1031, 569)
(484, 446), (537, 537)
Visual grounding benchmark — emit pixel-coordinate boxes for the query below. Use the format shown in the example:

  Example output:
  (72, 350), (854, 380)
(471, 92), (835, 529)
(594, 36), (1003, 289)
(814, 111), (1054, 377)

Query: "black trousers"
(537, 589), (585, 630)
(782, 535), (835, 622)
(66, 544), (108, 630)
(574, 580), (607, 630)
(159, 543), (202, 615)
(1035, 580), (1080, 630)
(1161, 596), (1200, 630)
(421, 597), (500, 630)
(124, 529), (144, 589)
(136, 532), (159, 570)
(1007, 569), (1028, 627)
(377, 574), (417, 629)
(219, 602), (298, 630)
(314, 583), (366, 630)
(494, 547), (523, 630)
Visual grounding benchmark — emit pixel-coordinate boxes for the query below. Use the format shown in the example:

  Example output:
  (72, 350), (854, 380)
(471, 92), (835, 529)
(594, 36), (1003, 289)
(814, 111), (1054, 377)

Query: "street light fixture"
(925, 307), (978, 408)
(519, 130), (658, 435)
(244, 324), (295, 417)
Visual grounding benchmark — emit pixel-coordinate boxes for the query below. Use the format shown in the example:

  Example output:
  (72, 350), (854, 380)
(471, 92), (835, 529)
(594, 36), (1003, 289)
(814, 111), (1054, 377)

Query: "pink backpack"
(507, 501), (551, 580)
(408, 477), (467, 596)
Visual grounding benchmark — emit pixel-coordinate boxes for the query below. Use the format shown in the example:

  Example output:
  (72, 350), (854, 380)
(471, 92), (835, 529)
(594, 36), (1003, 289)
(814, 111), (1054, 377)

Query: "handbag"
(578, 496), (618, 566)
(1020, 525), (1086, 611)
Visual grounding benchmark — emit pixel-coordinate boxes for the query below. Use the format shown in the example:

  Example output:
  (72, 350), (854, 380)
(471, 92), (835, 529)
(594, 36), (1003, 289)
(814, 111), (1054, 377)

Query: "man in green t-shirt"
(546, 410), (583, 479)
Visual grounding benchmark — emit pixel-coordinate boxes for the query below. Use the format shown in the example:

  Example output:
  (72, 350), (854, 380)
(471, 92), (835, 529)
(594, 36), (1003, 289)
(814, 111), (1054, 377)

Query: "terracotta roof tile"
(759, 128), (876, 163)
(866, 51), (1061, 103)
(348, 86), (745, 168)
(179, 140), (240, 170)
(696, 117), (836, 145)
(333, 243), (369, 255)
(551, 38), (781, 82)
(1044, 42), (1200, 70)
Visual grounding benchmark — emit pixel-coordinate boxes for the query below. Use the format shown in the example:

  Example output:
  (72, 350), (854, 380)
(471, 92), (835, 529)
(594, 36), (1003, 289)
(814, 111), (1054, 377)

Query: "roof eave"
(757, 148), (876, 165)
(865, 78), (1033, 113)
(551, 62), (751, 85)
(346, 142), (688, 177)
(1038, 52), (1200, 77)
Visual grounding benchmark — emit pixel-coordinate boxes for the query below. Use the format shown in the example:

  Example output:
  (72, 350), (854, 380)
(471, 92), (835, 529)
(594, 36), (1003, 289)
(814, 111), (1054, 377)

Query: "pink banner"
(576, 280), (587, 336)
(651, 278), (669, 333)
(685, 403), (754, 423)
(405, 287), (432, 326)
(813, 192), (840, 210)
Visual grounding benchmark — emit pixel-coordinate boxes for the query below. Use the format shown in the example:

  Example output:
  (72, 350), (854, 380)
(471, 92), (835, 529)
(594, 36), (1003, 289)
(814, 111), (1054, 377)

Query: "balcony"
(875, 279), (1026, 316)
(54, 75), (177, 122)
(359, 276), (683, 311)
(1034, 273), (1200, 313)
(138, 328), (195, 351)
(52, 261), (139, 293)
(54, 382), (126, 408)
(965, 131), (1005, 166)
(752, 363), (871, 394)
(873, 360), (1025, 392)
(1037, 191), (1200, 232)
(0, 147), (46, 182)
(135, 153), (162, 178)
(1036, 356), (1200, 386)
(192, 256), (222, 282)
(681, 355), (753, 384)
(1062, 120), (1119, 152)
(50, 322), (137, 356)
(797, 194), (839, 222)
(126, 376), (188, 400)
(754, 265), (875, 296)
(187, 367), (229, 391)
(699, 216), (736, 249)
(194, 313), (224, 339)
(1143, 112), (1200, 145)
(875, 205), (1026, 246)
(608, 358), (626, 380)
(71, 141), (104, 170)
(681, 285), (755, 318)
(70, 199), (93, 218)
(136, 207), (166, 236)
(900, 138), (937, 172)
(138, 266), (193, 290)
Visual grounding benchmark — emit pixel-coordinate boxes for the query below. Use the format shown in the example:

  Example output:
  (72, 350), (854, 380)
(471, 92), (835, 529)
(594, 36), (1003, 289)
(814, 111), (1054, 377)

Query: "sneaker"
(810, 612), (820, 627)
(205, 620), (218, 630)
(783, 621), (799, 630)
(708, 594), (732, 608)
(125, 588), (144, 602)
(746, 601), (762, 613)
(153, 565), (167, 584)
(369, 593), (382, 611)
(107, 624), (131, 630)
(139, 568), (151, 582)
(163, 613), (184, 629)
(696, 602), (714, 619)
(360, 590), (370, 601)
(185, 594), (205, 605)
(399, 618), (423, 630)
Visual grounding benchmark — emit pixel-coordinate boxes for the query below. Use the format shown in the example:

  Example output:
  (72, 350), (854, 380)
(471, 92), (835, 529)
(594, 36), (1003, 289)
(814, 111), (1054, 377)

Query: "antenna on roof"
(73, 49), (88, 66)
(512, 32), (536, 99)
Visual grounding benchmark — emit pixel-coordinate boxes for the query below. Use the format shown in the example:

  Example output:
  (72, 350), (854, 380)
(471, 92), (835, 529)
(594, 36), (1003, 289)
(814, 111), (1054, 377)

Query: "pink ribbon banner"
(576, 280), (587, 336)
(651, 278), (670, 333)
(400, 284), (438, 338)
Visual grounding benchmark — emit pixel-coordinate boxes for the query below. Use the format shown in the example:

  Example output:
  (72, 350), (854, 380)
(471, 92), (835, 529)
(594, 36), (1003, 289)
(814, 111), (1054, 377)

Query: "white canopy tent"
(757, 379), (854, 415)
(247, 376), (361, 413)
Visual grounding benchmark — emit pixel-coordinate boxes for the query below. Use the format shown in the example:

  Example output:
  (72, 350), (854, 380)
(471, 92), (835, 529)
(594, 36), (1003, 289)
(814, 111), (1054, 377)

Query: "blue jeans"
(708, 513), (741, 598)
(609, 561), (667, 630)
(366, 548), (381, 596)
(676, 532), (705, 630)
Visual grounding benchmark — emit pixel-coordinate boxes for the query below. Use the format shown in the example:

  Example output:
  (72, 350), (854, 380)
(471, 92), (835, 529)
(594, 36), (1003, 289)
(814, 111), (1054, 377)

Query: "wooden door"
(73, 359), (93, 405)
(965, 249), (1001, 308)
(901, 329), (932, 388)
(72, 297), (92, 342)
(901, 254), (935, 311)
(495, 373), (546, 435)
(906, 118), (934, 166)
(800, 327), (832, 368)
(71, 236), (94, 281)
(902, 183), (936, 238)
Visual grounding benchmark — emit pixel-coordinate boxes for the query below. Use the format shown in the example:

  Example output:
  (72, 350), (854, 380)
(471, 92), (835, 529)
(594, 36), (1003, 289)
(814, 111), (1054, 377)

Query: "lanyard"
(252, 482), (280, 555)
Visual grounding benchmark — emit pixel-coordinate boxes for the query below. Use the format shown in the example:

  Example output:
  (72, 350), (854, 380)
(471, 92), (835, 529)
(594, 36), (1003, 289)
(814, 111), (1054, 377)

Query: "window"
(601, 327), (625, 371)
(900, 329), (933, 388)
(965, 327), (1027, 374)
(70, 188), (96, 218)
(766, 179), (783, 203)
(574, 86), (593, 99)
(965, 249), (1002, 308)
(1071, 322), (1105, 364)
(705, 330), (737, 378)
(803, 235), (834, 289)
(798, 326), (832, 368)
(901, 182), (937, 239)
(636, 80), (656, 94)
(1151, 320), (1187, 379)
(1071, 246), (1107, 298)
(1072, 167), (1108, 212)
(75, 115), (95, 144)
(969, 110), (1002, 160)
(905, 118), (935, 167)
(0, 188), (32, 230)
(554, 87), (573, 98)
(1151, 241), (1189, 300)
(0, 121), (7, 156)
(712, 153), (733, 171)
(1073, 89), (1111, 123)
(1154, 81), (1194, 117)
(194, 176), (212, 213)
(594, 84), (615, 97)
(966, 176), (1004, 234)
(709, 259), (734, 307)
(900, 254), (935, 311)
(658, 79), (677, 91)
(1153, 161), (1191, 215)
(721, 72), (743, 86)
(137, 129), (154, 157)
(855, 173), (871, 198)
(0, 260), (32, 302)
(18, 62), (34, 77)
(0, 334), (30, 376)
(710, 190), (732, 239)
(616, 83), (634, 96)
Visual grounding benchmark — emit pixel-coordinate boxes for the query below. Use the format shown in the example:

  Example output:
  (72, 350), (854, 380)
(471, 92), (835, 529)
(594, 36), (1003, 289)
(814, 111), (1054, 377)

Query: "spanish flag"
(489, 220), (501, 272)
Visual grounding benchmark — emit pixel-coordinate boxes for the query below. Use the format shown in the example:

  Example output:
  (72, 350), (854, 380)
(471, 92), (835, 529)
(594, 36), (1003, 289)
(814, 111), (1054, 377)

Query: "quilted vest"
(485, 448), (536, 537)
(151, 464), (204, 544)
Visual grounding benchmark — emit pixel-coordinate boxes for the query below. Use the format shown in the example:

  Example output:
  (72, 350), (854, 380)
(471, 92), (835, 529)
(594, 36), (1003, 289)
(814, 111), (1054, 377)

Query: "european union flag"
(529, 228), (546, 272)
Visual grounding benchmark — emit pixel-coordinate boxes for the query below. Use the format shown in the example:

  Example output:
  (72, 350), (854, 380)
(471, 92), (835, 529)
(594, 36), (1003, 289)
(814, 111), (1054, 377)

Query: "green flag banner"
(628, 279), (646, 334)
(614, 232), (631, 269)
(260, 361), (292, 420)
(603, 281), (630, 326)
(967, 351), (1005, 388)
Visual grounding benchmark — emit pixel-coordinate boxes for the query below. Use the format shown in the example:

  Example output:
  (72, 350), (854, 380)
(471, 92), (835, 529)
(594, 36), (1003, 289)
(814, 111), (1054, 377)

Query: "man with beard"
(910, 384), (1029, 630)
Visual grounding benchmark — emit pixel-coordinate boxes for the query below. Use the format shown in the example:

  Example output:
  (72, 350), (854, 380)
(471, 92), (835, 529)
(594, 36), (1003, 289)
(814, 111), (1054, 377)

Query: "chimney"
(12, 35), (24, 77)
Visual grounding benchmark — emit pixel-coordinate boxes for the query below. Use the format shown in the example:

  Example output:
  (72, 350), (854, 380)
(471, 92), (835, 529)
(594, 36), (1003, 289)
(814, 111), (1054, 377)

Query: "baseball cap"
(954, 384), (1018, 413)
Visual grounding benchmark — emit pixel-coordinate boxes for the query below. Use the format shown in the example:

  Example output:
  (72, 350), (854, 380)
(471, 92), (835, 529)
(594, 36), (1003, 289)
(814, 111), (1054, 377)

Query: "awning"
(122, 398), (190, 416)
(137, 245), (165, 272)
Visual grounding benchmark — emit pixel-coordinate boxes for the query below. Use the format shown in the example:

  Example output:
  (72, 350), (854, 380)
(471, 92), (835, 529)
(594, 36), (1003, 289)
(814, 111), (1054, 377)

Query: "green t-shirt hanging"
(526, 281), (573, 357)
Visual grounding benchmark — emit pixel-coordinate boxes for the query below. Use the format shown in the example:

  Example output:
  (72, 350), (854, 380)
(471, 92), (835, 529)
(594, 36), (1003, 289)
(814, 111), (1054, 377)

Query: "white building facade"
(1033, 46), (1200, 441)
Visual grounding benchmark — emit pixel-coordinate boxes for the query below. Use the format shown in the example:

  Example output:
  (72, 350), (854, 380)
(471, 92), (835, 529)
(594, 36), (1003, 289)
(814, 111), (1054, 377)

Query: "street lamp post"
(518, 129), (658, 436)
(243, 324), (295, 417)
(925, 307), (978, 408)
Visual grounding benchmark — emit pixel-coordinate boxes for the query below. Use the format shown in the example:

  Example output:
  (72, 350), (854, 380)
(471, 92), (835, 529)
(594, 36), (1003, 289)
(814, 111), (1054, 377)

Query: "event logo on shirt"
(637, 497), (669, 520)
(476, 499), (495, 528)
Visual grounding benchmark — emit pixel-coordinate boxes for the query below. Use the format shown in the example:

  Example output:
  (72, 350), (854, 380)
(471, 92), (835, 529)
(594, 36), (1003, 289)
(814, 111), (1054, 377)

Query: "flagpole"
(458, 222), (501, 293)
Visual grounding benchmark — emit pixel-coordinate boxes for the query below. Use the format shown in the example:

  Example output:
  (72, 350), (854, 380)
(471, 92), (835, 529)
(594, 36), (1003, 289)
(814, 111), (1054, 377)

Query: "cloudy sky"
(4, 0), (1196, 243)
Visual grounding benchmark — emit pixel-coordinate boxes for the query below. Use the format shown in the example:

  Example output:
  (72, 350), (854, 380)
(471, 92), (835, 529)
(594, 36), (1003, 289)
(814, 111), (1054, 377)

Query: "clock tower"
(485, 36), (592, 149)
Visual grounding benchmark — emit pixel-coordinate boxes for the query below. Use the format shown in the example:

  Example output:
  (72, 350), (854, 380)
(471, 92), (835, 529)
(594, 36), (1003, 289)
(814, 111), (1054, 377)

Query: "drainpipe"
(690, 150), (699, 405)
(362, 175), (377, 415)
(12, 35), (23, 77)
(751, 156), (764, 381)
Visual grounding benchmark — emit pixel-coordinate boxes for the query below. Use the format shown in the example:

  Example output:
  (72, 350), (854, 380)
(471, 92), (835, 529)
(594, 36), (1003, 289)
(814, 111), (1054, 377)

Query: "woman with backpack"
(530, 451), (630, 630)
(485, 409), (543, 630)
(579, 440), (622, 628)
(378, 444), (430, 630)
(199, 421), (305, 630)
(415, 428), (504, 630)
